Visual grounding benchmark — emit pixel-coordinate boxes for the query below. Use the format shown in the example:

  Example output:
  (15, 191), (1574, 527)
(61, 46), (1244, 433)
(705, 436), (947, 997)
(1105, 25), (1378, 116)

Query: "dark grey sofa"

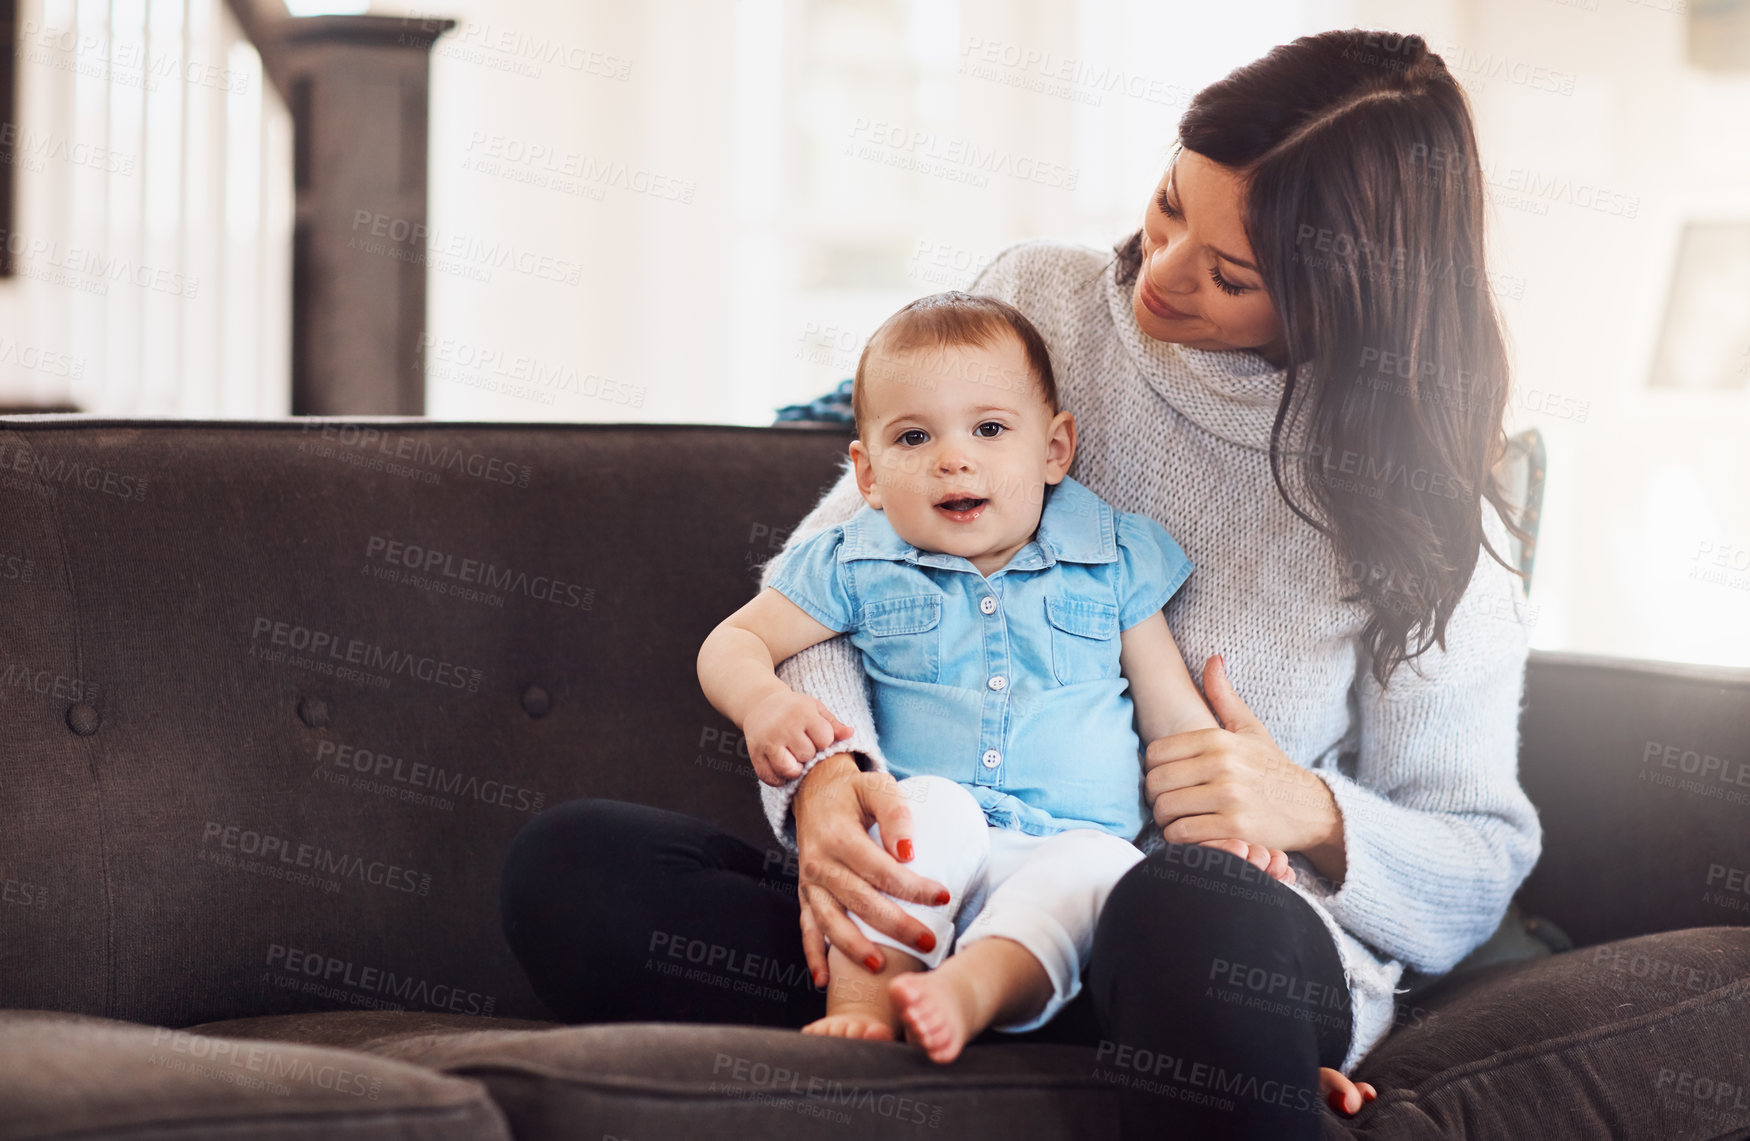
(1, 417), (1746, 1140)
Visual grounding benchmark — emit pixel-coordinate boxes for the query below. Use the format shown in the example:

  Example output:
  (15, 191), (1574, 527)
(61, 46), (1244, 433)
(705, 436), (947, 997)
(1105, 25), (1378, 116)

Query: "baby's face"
(849, 335), (1075, 576)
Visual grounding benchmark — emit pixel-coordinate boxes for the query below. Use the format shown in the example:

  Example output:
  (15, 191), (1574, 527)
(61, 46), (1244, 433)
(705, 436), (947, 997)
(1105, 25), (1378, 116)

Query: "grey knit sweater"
(756, 240), (1542, 1072)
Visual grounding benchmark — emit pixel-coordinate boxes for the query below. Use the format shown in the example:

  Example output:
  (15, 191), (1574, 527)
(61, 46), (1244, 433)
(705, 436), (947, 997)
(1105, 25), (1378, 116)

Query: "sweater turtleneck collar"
(1101, 255), (1291, 453)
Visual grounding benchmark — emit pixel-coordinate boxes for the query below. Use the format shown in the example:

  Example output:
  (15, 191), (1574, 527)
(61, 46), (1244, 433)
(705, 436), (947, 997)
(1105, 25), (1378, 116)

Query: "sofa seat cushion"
(214, 1017), (1125, 1141)
(1, 1011), (512, 1141)
(1344, 927), (1750, 1139)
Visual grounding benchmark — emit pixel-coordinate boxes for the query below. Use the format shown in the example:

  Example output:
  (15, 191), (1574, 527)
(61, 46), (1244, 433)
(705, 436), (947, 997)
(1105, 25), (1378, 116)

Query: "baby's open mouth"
(935, 496), (988, 520)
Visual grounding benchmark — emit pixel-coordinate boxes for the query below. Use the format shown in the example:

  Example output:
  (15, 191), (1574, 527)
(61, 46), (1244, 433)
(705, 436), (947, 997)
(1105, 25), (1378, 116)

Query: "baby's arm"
(1119, 611), (1220, 743)
(1120, 611), (1296, 885)
(698, 589), (854, 785)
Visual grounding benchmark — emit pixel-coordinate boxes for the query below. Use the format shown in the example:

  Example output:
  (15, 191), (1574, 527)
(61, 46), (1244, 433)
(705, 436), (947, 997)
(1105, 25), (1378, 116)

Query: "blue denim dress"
(766, 476), (1193, 840)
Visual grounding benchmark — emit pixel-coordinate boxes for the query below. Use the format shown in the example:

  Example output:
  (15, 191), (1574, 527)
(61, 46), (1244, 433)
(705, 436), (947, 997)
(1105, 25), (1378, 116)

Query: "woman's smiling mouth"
(935, 496), (988, 523)
(1139, 276), (1196, 321)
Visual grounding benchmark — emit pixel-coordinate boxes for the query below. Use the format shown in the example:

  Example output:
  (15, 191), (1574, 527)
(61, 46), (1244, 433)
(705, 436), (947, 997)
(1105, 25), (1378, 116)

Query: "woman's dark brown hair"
(1115, 29), (1529, 688)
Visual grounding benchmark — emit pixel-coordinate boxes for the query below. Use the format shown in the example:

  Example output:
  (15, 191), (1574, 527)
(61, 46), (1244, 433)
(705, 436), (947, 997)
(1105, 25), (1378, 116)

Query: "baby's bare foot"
(802, 1012), (896, 1041)
(890, 970), (981, 1064)
(1319, 1066), (1377, 1115)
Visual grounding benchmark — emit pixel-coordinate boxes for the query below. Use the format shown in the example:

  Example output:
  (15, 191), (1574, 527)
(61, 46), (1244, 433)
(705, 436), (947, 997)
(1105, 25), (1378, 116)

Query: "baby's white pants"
(848, 774), (1146, 1033)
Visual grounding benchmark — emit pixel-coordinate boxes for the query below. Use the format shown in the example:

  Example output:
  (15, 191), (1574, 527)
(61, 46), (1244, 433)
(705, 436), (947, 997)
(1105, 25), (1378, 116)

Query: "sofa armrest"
(1517, 650), (1750, 948)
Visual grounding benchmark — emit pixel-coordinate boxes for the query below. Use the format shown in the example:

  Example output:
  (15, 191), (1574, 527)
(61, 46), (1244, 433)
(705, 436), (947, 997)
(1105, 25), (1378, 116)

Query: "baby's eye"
(898, 429), (928, 447)
(974, 422), (1005, 438)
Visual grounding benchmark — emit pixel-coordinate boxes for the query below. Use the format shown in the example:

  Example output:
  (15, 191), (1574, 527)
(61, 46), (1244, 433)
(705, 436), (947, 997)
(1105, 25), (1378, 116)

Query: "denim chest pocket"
(858, 594), (943, 683)
(1044, 595), (1121, 685)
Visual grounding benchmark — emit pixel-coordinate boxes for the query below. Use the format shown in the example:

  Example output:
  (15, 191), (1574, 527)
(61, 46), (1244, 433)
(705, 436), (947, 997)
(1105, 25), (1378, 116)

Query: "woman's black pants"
(501, 799), (1354, 1139)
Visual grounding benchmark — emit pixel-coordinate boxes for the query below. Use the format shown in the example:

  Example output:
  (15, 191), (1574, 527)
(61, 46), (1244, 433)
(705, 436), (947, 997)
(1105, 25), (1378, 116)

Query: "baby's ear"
(849, 439), (884, 509)
(1043, 410), (1077, 482)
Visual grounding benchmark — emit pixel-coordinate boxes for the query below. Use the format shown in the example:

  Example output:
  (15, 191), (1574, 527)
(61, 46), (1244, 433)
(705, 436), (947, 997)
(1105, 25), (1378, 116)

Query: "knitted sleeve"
(1299, 507), (1544, 973)
(754, 459), (890, 847)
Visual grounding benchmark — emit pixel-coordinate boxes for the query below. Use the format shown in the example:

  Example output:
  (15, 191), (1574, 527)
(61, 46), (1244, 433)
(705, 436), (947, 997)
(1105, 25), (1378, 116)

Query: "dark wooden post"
(261, 16), (453, 415)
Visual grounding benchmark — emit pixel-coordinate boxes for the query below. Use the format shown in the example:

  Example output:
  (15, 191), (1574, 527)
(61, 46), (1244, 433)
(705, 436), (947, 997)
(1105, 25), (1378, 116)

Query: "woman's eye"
(974, 422), (1005, 438)
(898, 429), (928, 446)
(1207, 265), (1248, 298)
(1156, 189), (1182, 220)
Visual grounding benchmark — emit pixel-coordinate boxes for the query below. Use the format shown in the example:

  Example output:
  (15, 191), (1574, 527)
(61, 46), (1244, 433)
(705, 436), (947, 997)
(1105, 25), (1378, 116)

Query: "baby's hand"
(1198, 838), (1297, 885)
(744, 690), (853, 786)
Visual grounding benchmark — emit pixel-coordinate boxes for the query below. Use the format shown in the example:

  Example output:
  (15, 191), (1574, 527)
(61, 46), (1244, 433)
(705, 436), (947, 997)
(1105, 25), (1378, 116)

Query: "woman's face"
(1132, 149), (1288, 365)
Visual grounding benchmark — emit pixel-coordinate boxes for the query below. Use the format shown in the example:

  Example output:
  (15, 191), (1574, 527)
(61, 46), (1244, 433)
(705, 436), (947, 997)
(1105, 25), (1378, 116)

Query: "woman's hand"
(792, 754), (951, 985)
(1146, 655), (1349, 884)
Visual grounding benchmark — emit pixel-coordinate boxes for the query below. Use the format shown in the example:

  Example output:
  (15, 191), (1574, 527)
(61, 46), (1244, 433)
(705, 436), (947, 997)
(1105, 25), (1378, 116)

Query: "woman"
(501, 29), (1540, 1139)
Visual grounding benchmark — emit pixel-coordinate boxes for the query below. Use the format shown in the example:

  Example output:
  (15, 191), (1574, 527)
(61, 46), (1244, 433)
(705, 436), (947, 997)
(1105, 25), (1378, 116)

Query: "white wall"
(391, 0), (1750, 667)
(0, 0), (292, 416)
(11, 0), (1748, 668)
(1399, 0), (1750, 667)
(402, 0), (1320, 424)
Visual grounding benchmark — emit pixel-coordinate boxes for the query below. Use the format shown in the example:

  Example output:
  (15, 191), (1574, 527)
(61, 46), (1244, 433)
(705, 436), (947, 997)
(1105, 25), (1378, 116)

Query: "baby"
(698, 291), (1372, 1109)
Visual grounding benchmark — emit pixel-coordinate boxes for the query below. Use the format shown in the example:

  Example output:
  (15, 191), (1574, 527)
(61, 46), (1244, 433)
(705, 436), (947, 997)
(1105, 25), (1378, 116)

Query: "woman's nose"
(1145, 235), (1196, 296)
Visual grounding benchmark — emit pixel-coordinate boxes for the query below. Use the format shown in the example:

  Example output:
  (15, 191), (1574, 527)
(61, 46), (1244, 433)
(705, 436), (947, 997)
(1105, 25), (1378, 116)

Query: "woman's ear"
(849, 439), (883, 509)
(1043, 410), (1077, 483)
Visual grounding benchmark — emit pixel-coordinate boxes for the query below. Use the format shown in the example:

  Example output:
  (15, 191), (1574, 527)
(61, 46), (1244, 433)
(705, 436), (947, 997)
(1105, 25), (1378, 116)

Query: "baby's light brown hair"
(852, 292), (1060, 434)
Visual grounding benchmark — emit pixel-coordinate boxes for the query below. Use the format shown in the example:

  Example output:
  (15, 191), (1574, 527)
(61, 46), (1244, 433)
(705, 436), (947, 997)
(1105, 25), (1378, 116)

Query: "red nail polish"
(1328, 1090), (1347, 1113)
(897, 839), (914, 861)
(863, 954), (882, 972)
(812, 970), (825, 987)
(916, 932), (936, 953)
(934, 890), (951, 906)
(1363, 1088), (1376, 1102)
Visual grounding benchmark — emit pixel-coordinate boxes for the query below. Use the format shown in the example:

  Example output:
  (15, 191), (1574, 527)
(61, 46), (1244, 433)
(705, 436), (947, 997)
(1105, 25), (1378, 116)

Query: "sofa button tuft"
(67, 703), (101, 736)
(297, 696), (330, 729)
(521, 686), (552, 718)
